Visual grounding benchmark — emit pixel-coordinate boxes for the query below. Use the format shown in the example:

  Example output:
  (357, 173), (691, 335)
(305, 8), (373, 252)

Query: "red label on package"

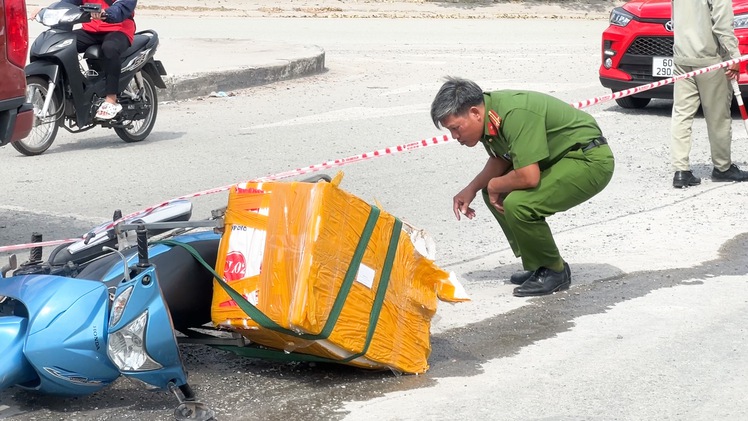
(224, 251), (247, 282)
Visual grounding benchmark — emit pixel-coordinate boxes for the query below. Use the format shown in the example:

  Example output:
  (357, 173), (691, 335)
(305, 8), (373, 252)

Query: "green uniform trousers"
(482, 145), (615, 271)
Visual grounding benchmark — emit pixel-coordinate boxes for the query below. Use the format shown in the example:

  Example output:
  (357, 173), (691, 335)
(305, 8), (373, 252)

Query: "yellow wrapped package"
(211, 173), (468, 373)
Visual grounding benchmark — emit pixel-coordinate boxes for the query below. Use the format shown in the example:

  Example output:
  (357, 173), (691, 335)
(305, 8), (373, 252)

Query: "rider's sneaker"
(96, 101), (122, 120)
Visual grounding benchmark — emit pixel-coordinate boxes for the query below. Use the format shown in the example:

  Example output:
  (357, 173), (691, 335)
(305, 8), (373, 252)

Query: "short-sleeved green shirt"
(480, 91), (602, 171)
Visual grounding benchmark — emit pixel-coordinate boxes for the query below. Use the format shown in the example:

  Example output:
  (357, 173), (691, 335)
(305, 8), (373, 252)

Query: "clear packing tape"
(211, 172), (469, 373)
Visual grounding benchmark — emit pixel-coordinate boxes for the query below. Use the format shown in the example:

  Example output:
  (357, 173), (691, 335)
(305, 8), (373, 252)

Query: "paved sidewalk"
(152, 38), (325, 101)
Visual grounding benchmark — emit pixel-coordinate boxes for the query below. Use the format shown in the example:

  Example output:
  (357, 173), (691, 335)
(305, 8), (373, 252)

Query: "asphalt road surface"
(3, 11), (748, 421)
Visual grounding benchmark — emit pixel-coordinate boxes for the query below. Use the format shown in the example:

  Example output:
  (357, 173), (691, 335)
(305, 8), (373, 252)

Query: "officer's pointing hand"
(453, 189), (476, 221)
(455, 202), (476, 221)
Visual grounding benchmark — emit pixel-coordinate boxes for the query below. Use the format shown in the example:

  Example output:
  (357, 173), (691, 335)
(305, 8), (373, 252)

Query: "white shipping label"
(224, 213), (267, 282)
(355, 264), (376, 289)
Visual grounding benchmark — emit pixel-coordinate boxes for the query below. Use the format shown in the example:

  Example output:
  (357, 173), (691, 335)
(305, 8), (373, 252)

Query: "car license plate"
(652, 57), (674, 77)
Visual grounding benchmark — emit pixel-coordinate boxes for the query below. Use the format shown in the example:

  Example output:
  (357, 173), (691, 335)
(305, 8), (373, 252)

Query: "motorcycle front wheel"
(13, 76), (61, 156)
(115, 71), (158, 143)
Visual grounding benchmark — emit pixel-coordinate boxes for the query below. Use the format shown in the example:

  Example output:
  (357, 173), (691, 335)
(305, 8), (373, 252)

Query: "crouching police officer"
(431, 77), (615, 297)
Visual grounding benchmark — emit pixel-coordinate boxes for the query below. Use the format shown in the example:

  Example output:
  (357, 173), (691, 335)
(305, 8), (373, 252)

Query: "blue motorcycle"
(0, 174), (331, 419)
(0, 201), (222, 420)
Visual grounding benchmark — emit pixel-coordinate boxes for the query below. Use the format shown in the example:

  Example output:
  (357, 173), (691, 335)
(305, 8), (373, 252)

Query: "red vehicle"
(599, 0), (748, 109)
(0, 0), (33, 147)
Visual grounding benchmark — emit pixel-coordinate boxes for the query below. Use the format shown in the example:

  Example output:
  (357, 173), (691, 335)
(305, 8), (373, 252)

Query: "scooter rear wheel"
(115, 71), (158, 143)
(13, 76), (60, 156)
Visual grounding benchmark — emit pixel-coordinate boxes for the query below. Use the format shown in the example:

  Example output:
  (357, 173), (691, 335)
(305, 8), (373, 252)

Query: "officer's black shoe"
(509, 261), (570, 285)
(712, 164), (748, 182)
(513, 265), (571, 297)
(509, 270), (533, 285)
(673, 171), (701, 188)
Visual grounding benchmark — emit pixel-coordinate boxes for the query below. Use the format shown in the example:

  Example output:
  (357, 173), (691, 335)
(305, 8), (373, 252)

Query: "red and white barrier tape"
(0, 184), (243, 253)
(0, 135), (452, 253)
(730, 78), (748, 137)
(4, 56), (748, 254)
(253, 135), (452, 181)
(0, 238), (78, 253)
(569, 55), (748, 109)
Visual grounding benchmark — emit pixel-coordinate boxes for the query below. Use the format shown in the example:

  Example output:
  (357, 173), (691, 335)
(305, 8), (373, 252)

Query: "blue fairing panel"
(0, 316), (36, 389)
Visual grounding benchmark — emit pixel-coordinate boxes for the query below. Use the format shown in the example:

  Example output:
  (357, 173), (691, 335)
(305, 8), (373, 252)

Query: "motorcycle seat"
(83, 34), (150, 61)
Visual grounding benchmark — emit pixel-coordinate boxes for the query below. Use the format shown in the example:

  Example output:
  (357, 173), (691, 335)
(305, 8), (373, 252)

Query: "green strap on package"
(156, 205), (403, 364)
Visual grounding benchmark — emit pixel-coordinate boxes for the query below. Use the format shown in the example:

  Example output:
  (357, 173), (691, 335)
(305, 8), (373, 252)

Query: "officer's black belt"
(573, 136), (608, 153)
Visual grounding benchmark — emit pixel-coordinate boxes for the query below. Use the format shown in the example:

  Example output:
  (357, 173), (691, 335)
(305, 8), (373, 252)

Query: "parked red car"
(0, 0), (33, 147)
(599, 0), (748, 109)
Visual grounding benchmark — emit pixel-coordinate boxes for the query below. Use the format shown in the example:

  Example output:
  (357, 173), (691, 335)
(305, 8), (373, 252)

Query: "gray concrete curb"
(159, 47), (326, 101)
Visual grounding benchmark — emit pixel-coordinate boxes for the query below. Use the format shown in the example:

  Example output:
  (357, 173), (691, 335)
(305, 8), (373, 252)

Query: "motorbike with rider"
(17, 0), (165, 155)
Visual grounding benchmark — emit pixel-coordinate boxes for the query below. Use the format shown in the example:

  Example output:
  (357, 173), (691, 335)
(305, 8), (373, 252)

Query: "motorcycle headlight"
(610, 7), (633, 27)
(39, 8), (66, 26)
(107, 310), (163, 371)
(735, 13), (748, 29)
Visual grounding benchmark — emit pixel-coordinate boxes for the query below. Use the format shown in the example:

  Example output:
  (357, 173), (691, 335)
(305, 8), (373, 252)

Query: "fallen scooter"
(0, 174), (333, 418)
(0, 219), (218, 420)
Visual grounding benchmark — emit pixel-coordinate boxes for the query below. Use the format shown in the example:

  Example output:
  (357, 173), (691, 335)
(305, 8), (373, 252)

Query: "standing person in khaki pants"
(671, 0), (748, 188)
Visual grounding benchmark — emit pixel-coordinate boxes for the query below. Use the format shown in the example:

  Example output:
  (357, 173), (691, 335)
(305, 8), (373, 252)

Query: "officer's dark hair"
(430, 76), (484, 129)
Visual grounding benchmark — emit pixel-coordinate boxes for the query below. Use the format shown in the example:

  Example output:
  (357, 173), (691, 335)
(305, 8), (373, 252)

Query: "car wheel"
(614, 95), (651, 109)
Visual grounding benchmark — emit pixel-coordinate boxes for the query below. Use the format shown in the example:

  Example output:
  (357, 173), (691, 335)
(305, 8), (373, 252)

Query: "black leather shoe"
(673, 171), (701, 188)
(509, 261), (570, 285)
(712, 164), (748, 182)
(509, 270), (533, 285)
(513, 265), (571, 297)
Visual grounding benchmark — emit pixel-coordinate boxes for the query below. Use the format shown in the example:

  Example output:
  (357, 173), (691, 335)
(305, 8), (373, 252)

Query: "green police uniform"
(480, 90), (615, 271)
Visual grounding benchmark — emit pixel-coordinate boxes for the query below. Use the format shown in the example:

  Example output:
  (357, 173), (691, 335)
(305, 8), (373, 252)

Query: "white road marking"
(240, 104), (430, 130)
